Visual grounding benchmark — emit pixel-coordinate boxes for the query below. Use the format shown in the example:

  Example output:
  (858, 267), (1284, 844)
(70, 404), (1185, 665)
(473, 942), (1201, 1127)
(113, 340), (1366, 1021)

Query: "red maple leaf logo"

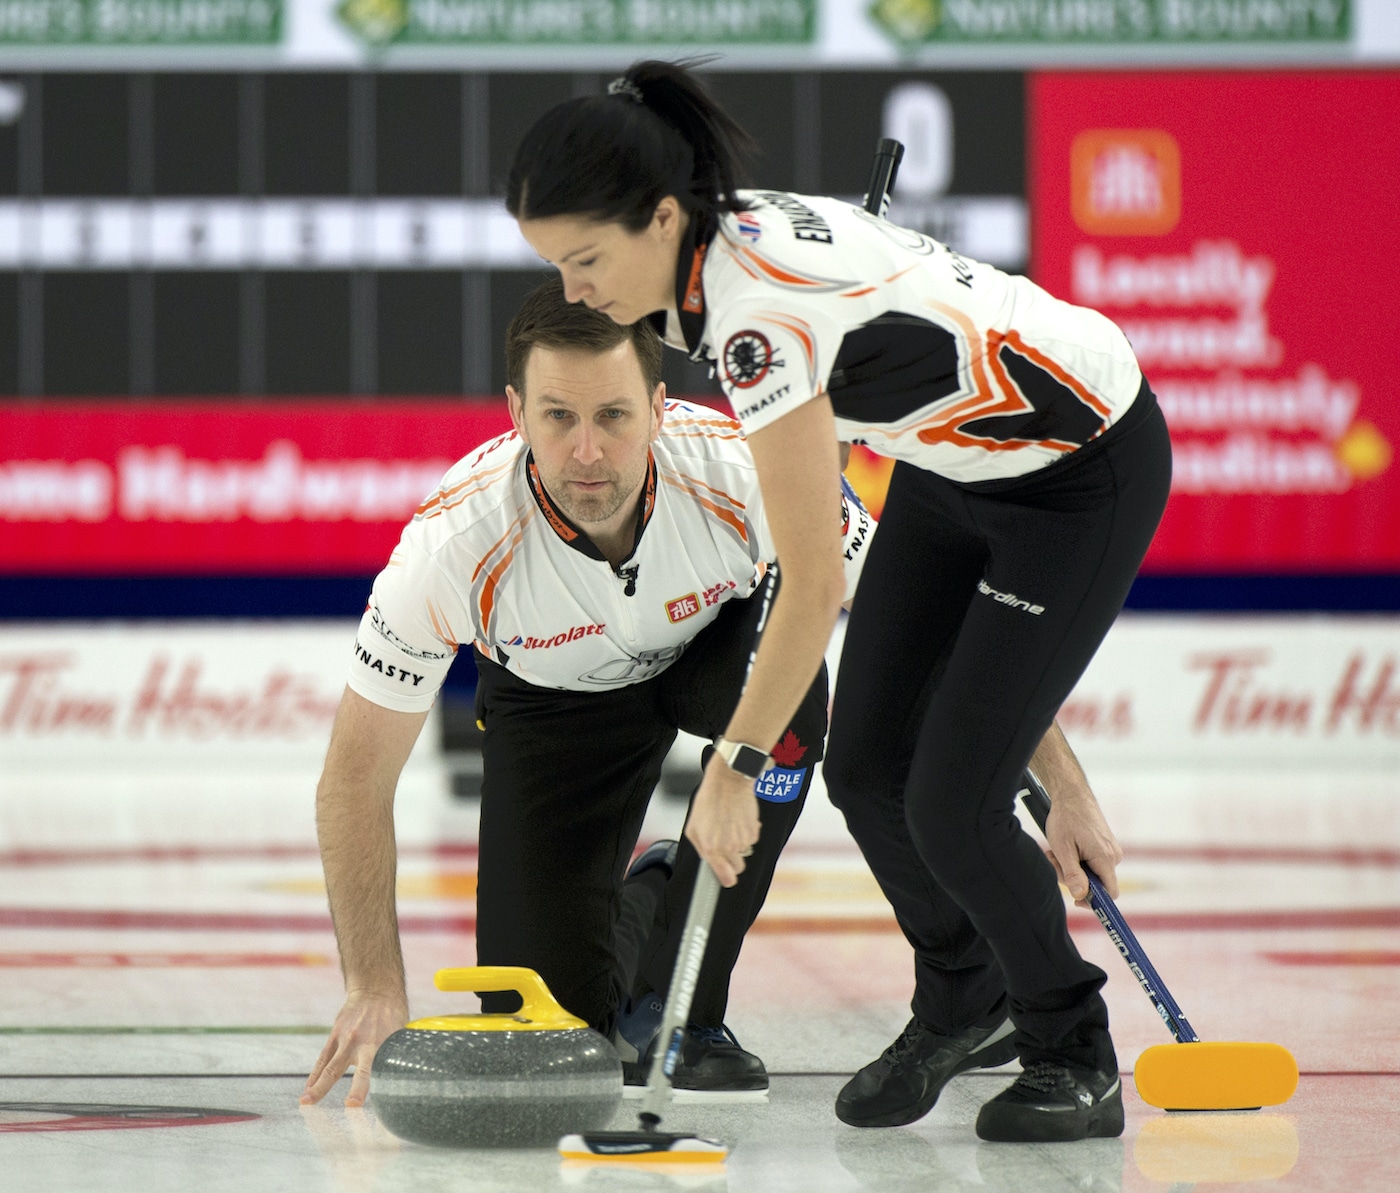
(770, 730), (808, 768)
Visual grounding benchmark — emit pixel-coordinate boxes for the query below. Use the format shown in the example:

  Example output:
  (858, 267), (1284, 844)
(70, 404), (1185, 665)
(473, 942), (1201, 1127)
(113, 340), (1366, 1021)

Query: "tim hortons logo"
(0, 653), (338, 741)
(1187, 651), (1400, 736)
(666, 594), (701, 624)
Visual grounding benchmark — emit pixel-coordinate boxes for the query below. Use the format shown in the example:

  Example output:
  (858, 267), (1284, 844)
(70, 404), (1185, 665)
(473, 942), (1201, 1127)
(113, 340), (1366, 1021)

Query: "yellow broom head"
(1134, 1041), (1299, 1111)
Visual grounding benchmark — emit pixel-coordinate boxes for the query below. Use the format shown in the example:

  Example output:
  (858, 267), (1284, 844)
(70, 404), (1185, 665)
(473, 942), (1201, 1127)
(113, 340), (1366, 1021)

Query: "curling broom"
(1019, 769), (1297, 1111)
(557, 860), (728, 1164)
(561, 136), (909, 1165)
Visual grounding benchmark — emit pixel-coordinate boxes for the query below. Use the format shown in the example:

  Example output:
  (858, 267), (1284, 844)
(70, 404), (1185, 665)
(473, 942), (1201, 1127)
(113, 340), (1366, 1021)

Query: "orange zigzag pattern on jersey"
(425, 598), (461, 652)
(901, 304), (1105, 454)
(664, 413), (743, 437)
(475, 525), (522, 643)
(732, 244), (851, 292)
(752, 310), (818, 385)
(416, 451), (517, 519)
(661, 472), (748, 544)
(471, 524), (515, 584)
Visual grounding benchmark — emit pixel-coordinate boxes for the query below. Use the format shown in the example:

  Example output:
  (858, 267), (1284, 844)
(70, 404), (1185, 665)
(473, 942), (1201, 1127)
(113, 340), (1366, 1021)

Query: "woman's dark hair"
(507, 59), (756, 231)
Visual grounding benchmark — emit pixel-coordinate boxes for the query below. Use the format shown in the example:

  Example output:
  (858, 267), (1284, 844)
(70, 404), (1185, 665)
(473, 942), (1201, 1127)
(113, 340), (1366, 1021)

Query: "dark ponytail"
(507, 59), (756, 231)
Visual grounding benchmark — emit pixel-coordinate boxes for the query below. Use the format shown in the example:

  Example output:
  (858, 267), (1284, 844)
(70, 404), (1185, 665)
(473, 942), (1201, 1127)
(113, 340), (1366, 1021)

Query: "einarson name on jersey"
(660, 191), (1145, 486)
(347, 400), (873, 712)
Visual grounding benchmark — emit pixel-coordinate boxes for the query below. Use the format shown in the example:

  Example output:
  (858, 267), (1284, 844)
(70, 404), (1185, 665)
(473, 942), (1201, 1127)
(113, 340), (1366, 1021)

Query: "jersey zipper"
(611, 562), (637, 641)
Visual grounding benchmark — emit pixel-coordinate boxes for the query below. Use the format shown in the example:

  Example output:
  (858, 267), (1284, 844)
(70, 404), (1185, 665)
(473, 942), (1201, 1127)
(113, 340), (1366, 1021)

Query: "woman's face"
(518, 198), (687, 326)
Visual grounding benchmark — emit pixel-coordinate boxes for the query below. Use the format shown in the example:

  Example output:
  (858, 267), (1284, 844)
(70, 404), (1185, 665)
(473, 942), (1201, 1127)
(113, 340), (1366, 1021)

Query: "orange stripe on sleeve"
(661, 474), (749, 542)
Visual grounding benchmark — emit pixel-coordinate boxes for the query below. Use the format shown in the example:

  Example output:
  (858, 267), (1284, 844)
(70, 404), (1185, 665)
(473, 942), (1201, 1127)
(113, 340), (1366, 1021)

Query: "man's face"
(508, 340), (664, 530)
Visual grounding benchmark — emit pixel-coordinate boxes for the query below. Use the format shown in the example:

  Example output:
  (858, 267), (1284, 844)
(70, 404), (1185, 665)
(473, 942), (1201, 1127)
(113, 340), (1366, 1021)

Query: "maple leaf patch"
(770, 730), (808, 768)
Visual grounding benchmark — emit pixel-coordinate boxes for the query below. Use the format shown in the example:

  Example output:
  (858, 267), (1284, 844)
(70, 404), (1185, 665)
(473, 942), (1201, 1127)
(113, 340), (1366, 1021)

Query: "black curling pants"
(824, 386), (1172, 1071)
(474, 575), (829, 1037)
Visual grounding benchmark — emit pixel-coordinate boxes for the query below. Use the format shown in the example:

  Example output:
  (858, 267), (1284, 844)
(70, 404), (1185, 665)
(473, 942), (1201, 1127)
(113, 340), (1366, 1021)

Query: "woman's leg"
(903, 406), (1172, 1071)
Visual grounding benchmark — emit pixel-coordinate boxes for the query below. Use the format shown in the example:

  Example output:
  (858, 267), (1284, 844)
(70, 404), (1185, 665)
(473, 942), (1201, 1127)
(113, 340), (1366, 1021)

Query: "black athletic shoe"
(835, 1015), (1018, 1127)
(671, 1024), (768, 1092)
(627, 838), (679, 882)
(620, 1018), (769, 1094)
(974, 1060), (1125, 1143)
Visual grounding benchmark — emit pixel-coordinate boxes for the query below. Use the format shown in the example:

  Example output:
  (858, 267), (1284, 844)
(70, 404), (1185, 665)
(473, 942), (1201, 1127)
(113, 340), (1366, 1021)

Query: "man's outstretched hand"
(302, 990), (409, 1107)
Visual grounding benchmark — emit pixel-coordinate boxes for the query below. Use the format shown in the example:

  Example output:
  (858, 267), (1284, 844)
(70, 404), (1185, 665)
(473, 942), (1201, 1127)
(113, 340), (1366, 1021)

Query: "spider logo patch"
(722, 330), (783, 390)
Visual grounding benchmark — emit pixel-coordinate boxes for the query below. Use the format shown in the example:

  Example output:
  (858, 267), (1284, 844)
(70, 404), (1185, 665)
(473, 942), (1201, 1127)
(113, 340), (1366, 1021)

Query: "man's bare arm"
(1031, 720), (1124, 908)
(301, 687), (429, 1106)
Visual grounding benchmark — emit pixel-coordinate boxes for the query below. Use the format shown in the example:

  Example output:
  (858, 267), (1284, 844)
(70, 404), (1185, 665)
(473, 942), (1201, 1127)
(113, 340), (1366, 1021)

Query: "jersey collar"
(650, 208), (716, 361)
(524, 450), (658, 568)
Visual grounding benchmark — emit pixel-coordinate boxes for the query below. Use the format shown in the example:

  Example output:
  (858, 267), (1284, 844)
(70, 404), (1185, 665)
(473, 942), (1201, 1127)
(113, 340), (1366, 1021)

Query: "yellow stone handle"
(431, 966), (585, 1029)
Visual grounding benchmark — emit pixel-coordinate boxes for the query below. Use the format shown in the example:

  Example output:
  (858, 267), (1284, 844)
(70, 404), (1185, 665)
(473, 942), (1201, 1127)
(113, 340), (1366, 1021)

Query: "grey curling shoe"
(836, 1015), (1018, 1127)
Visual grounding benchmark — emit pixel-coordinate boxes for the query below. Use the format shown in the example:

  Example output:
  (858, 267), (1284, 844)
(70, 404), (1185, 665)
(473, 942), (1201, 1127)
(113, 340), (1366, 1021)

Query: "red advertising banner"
(1030, 71), (1400, 572)
(0, 403), (515, 574)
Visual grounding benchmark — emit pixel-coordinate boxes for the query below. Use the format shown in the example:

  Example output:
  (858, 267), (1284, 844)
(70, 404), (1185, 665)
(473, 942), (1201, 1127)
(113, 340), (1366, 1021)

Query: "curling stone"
(372, 966), (622, 1148)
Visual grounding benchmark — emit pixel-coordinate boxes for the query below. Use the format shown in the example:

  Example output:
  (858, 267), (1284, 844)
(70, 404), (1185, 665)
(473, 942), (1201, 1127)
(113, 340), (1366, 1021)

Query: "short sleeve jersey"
(347, 400), (873, 713)
(662, 192), (1144, 485)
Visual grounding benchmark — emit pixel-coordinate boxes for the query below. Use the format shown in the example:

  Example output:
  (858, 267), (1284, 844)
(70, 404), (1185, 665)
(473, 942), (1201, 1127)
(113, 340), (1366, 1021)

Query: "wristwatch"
(713, 736), (774, 779)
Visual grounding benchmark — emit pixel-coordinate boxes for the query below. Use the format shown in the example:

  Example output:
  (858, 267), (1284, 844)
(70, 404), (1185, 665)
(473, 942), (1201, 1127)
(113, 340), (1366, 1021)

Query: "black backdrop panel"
(0, 274), (16, 394)
(153, 75), (240, 197)
(44, 274), (129, 394)
(376, 75), (463, 198)
(264, 75), (351, 197)
(42, 75), (129, 197)
(707, 73), (797, 192)
(0, 99), (17, 196)
(3, 69), (1028, 397)
(153, 273), (241, 395)
(817, 72), (1024, 197)
(486, 74), (577, 198)
(378, 271), (463, 395)
(265, 272), (350, 394)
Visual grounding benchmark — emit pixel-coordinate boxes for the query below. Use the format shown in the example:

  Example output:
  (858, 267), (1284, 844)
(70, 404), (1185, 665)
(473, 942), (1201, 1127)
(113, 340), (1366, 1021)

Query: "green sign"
(869, 0), (1350, 45)
(0, 0), (282, 43)
(337, 0), (817, 47)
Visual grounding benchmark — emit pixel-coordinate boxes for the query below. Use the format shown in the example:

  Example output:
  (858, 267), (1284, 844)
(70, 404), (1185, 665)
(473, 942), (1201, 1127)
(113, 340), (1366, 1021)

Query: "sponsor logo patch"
(353, 640), (427, 686)
(666, 593), (701, 623)
(369, 607), (451, 661)
(723, 330), (784, 390)
(1071, 129), (1181, 237)
(755, 766), (806, 803)
(504, 624), (606, 650)
(771, 729), (809, 767)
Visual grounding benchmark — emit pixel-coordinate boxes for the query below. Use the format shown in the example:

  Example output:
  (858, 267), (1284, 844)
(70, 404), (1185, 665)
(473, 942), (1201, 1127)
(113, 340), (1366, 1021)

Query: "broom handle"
(1019, 770), (1200, 1045)
(640, 861), (722, 1123)
(863, 137), (904, 218)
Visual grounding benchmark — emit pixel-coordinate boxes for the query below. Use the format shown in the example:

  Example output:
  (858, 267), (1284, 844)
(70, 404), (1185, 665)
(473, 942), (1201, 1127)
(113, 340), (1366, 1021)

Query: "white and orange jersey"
(661, 191), (1144, 485)
(347, 400), (874, 711)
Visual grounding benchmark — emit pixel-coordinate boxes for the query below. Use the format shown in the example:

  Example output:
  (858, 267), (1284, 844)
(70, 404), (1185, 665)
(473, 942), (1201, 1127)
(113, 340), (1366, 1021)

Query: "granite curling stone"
(372, 966), (623, 1148)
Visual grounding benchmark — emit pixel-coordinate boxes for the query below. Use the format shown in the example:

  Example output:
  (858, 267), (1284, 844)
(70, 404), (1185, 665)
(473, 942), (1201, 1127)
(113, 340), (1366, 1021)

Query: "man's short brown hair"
(505, 275), (665, 396)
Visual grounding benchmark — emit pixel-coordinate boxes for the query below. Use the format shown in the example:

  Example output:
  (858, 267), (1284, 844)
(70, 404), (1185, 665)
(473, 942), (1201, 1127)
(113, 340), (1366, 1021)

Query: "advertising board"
(0, 402), (514, 573)
(0, 619), (442, 766)
(1030, 71), (1400, 572)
